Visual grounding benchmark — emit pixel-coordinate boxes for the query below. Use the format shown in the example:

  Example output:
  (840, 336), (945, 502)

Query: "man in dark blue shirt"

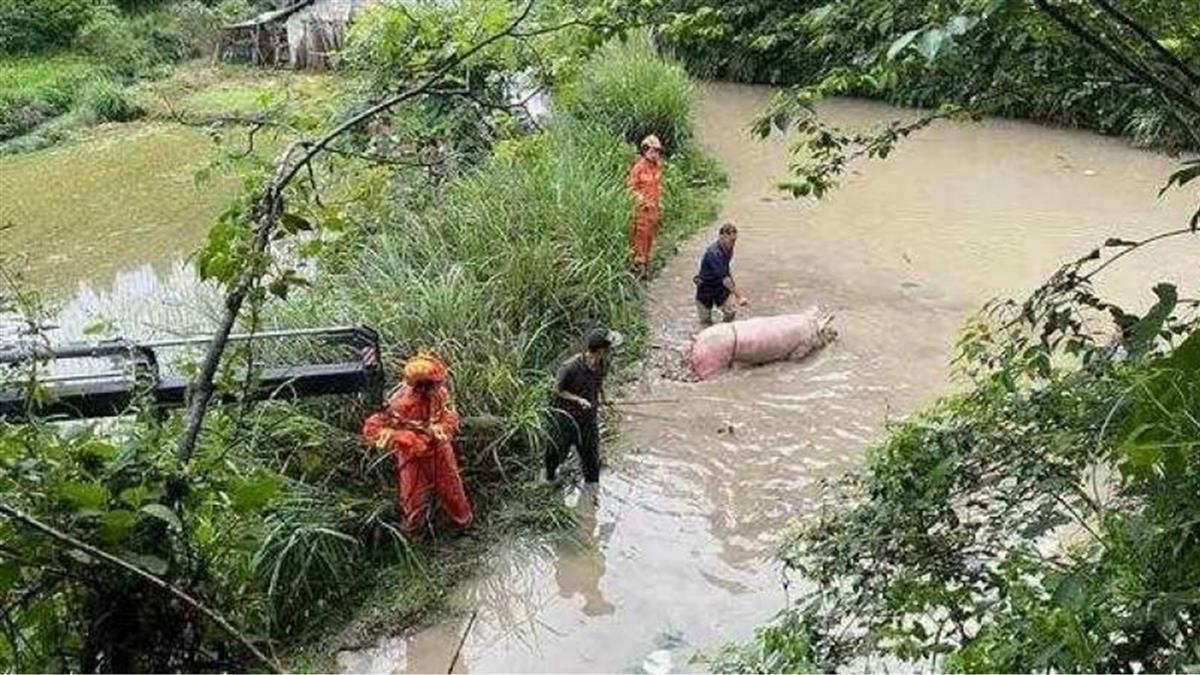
(694, 223), (748, 325)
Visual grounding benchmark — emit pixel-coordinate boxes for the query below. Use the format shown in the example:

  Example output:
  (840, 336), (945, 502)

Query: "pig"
(689, 307), (837, 380)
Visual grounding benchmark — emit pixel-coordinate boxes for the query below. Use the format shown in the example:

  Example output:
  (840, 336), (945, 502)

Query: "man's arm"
(555, 362), (592, 409)
(723, 275), (749, 305)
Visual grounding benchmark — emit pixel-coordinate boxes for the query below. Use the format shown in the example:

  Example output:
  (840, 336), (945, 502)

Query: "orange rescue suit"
(628, 155), (663, 268)
(361, 378), (473, 532)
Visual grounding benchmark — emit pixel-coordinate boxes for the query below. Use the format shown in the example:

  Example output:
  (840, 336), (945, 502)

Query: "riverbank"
(333, 81), (1200, 673)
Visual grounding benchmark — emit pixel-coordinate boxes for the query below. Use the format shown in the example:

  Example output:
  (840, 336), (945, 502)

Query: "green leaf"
(887, 29), (922, 60)
(805, 3), (834, 25)
(119, 486), (158, 508)
(232, 473), (282, 513)
(1120, 433), (1160, 478)
(1051, 573), (1086, 610)
(280, 212), (313, 235)
(140, 504), (182, 532)
(1159, 159), (1200, 197)
(1126, 283), (1177, 358)
(98, 509), (137, 544)
(0, 562), (19, 594)
(57, 481), (107, 512)
(917, 28), (947, 62)
(945, 15), (978, 36)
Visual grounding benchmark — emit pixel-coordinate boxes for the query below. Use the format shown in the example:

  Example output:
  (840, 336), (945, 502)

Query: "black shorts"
(696, 284), (731, 309)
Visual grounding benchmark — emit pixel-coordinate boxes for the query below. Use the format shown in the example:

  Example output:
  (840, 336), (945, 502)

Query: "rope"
(730, 321), (740, 362)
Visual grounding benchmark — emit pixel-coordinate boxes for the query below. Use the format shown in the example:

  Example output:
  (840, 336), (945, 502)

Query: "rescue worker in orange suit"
(361, 354), (473, 533)
(628, 134), (665, 279)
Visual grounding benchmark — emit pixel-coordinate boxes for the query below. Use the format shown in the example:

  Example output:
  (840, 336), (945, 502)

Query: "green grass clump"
(562, 31), (696, 155)
(285, 117), (720, 489)
(0, 54), (103, 139)
(78, 78), (142, 123)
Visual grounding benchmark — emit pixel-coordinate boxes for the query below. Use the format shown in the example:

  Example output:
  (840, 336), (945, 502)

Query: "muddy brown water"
(336, 81), (1199, 674)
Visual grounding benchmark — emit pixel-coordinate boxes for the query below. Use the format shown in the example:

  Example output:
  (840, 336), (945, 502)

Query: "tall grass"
(562, 32), (696, 154)
(283, 114), (720, 485)
(0, 55), (103, 139)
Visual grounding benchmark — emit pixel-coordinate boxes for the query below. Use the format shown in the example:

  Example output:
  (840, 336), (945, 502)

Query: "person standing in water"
(695, 222), (749, 325)
(628, 134), (665, 279)
(546, 328), (617, 484)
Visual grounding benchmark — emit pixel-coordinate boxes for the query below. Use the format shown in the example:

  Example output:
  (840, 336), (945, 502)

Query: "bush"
(562, 32), (695, 155)
(74, 5), (155, 75)
(0, 55), (103, 140)
(165, 0), (252, 58)
(0, 0), (97, 55)
(78, 78), (142, 123)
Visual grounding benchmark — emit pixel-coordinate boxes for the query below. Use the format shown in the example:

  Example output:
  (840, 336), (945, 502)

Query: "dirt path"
(337, 82), (1200, 674)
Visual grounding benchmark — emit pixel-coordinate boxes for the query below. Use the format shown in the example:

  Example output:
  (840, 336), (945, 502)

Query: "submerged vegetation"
(0, 2), (719, 669)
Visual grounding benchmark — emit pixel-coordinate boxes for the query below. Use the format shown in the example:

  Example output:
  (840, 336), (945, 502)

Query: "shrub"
(0, 55), (102, 139)
(0, 0), (97, 55)
(562, 31), (695, 155)
(75, 5), (154, 75)
(77, 78), (142, 123)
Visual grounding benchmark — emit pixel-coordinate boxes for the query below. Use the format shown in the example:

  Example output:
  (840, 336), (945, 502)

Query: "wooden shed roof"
(225, 0), (315, 29)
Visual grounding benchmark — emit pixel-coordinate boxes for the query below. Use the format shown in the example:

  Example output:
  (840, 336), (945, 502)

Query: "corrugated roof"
(225, 0), (315, 29)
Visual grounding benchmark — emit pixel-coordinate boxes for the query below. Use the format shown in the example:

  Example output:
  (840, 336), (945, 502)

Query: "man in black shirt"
(546, 328), (614, 484)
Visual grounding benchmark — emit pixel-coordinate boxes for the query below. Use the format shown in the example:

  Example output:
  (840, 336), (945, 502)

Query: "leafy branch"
(0, 502), (282, 673)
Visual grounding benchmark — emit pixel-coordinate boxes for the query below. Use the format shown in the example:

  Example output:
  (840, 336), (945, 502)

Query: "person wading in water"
(694, 222), (749, 325)
(546, 328), (618, 485)
(628, 134), (665, 279)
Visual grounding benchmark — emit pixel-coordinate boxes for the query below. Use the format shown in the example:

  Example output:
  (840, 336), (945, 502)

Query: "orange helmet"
(402, 353), (447, 386)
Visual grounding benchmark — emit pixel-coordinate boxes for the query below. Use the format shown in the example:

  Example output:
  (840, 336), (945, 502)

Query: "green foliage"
(721, 245), (1200, 670)
(0, 55), (103, 140)
(0, 0), (237, 144)
(562, 32), (695, 154)
(280, 37), (721, 487)
(78, 77), (143, 123)
(651, 0), (1200, 151)
(0, 0), (97, 55)
(2, 30), (719, 672)
(710, 611), (819, 673)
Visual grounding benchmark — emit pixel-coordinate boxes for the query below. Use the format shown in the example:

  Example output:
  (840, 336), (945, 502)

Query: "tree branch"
(0, 502), (282, 673)
(1086, 0), (1200, 89)
(1033, 0), (1200, 118)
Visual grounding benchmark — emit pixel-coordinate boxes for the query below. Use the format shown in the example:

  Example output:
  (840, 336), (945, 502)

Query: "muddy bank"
(338, 81), (1199, 673)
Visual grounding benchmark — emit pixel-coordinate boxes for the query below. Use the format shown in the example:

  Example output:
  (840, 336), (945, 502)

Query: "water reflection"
(1, 260), (220, 382)
(554, 484), (614, 617)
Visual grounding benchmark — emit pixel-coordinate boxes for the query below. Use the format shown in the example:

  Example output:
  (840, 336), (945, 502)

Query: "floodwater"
(0, 122), (231, 293)
(336, 82), (1200, 673)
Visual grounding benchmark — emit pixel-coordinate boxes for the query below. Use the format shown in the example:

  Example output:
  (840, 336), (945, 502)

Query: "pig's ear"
(819, 313), (835, 331)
